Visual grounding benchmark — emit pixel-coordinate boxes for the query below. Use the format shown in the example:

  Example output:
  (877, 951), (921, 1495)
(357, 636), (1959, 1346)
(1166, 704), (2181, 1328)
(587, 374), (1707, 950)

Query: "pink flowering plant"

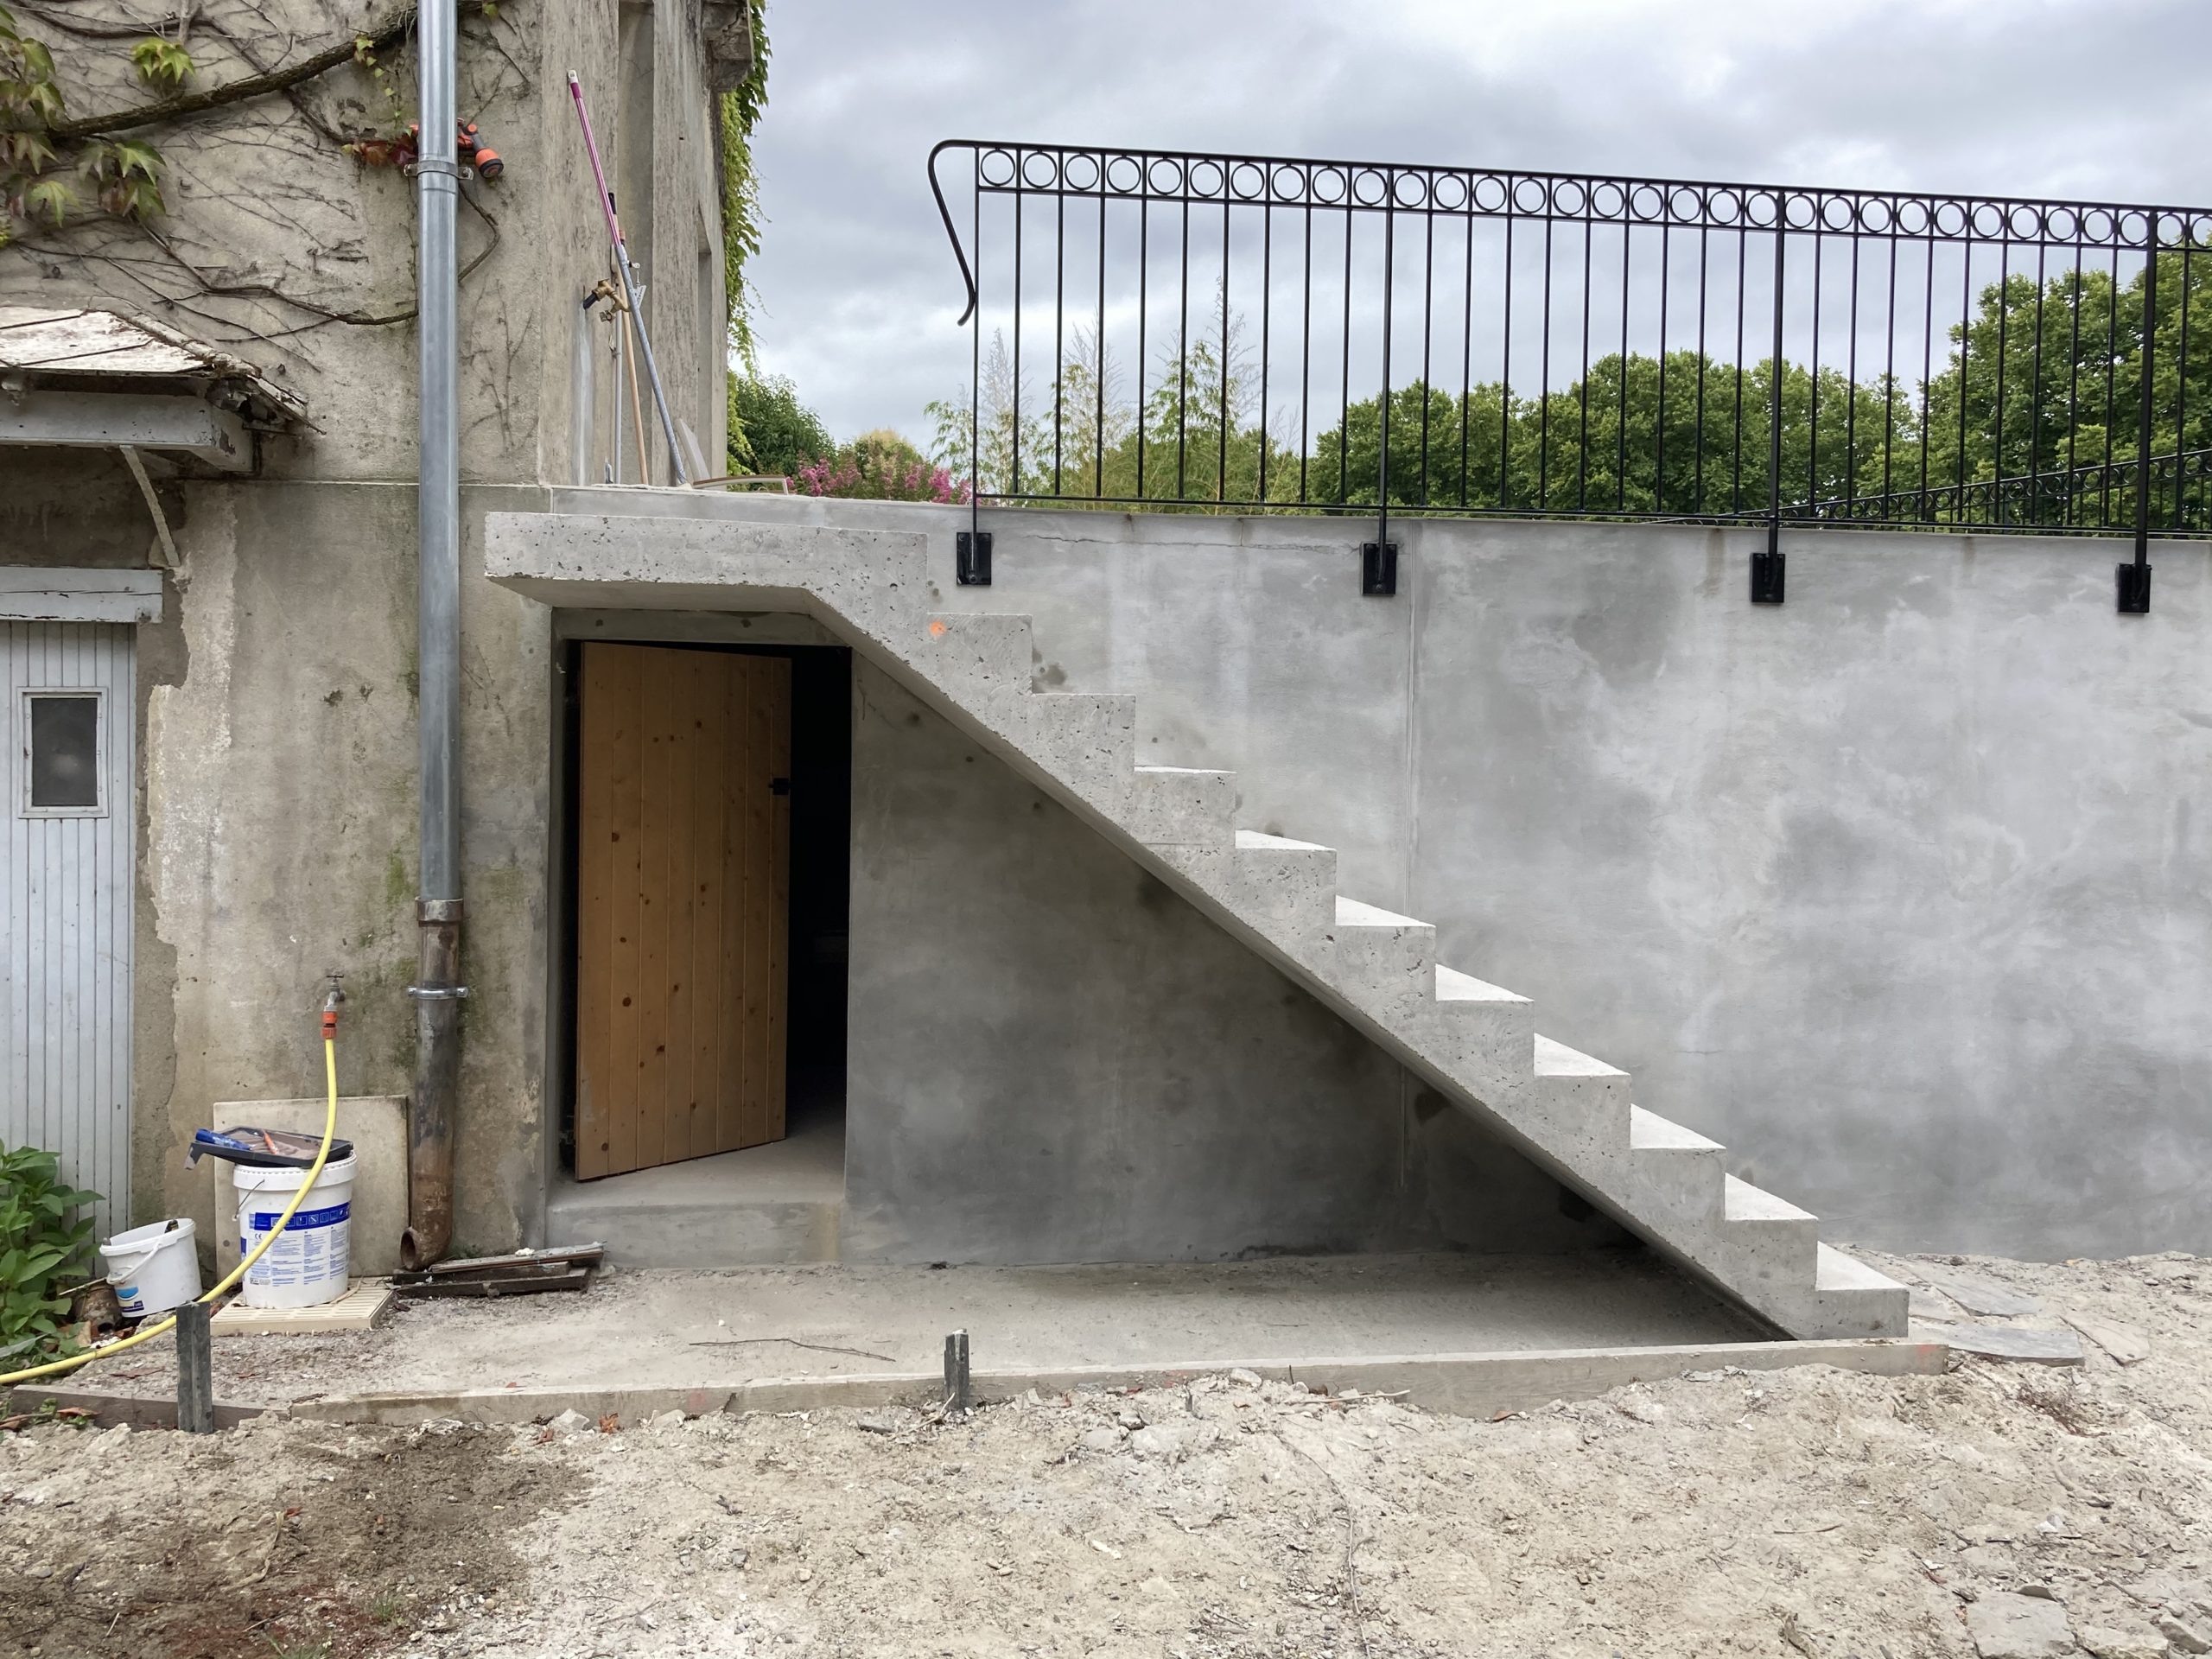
(792, 429), (970, 504)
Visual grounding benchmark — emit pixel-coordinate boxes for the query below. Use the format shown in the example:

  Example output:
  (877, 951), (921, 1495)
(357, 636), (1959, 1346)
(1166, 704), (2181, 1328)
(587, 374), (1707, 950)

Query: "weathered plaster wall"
(566, 489), (2212, 1262)
(0, 0), (727, 486)
(137, 480), (550, 1252)
(842, 658), (1614, 1265)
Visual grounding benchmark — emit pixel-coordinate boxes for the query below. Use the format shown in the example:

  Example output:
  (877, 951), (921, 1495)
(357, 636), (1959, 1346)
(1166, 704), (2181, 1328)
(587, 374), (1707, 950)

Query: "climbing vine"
(1, 3), (179, 231)
(718, 0), (768, 368)
(0, 0), (516, 342)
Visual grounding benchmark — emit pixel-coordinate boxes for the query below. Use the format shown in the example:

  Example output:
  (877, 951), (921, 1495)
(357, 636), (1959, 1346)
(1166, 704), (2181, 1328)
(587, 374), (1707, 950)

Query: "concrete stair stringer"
(485, 510), (1908, 1339)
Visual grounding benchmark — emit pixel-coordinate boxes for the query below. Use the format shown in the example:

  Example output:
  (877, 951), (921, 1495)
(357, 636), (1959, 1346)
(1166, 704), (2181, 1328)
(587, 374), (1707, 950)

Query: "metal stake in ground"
(566, 72), (690, 486)
(944, 1330), (971, 1413)
(175, 1301), (213, 1433)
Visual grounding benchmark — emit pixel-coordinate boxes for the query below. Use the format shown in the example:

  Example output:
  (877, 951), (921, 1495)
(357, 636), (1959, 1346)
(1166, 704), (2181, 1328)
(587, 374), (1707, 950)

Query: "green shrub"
(0, 1146), (99, 1362)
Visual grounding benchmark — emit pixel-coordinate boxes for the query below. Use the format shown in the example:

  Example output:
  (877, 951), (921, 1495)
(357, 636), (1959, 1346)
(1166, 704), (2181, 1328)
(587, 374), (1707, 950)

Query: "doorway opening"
(556, 639), (850, 1224)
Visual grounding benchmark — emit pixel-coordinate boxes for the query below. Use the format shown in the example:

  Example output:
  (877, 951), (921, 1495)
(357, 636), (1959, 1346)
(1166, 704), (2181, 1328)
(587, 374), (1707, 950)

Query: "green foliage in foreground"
(0, 1145), (98, 1363)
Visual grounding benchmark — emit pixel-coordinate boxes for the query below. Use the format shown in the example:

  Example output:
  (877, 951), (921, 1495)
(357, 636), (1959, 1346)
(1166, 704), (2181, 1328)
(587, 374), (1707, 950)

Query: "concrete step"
(1225, 830), (1337, 945)
(1625, 1104), (1726, 1227)
(1129, 766), (1239, 849)
(1423, 965), (1535, 1090)
(544, 1139), (844, 1269)
(1717, 1173), (1819, 1287)
(1511, 1033), (1635, 1166)
(1025, 691), (1137, 810)
(1327, 895), (1437, 1014)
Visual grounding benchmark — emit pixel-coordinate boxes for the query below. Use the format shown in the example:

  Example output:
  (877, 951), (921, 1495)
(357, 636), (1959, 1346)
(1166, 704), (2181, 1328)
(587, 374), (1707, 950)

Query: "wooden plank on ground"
(209, 1281), (393, 1335)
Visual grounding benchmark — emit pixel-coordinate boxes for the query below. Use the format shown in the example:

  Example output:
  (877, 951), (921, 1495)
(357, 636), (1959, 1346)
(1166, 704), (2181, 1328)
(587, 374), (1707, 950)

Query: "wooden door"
(575, 644), (789, 1179)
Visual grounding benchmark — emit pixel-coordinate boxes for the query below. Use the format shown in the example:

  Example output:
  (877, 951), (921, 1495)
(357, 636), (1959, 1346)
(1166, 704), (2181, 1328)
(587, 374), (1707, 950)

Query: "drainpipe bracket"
(405, 984), (471, 1000)
(417, 898), (466, 924)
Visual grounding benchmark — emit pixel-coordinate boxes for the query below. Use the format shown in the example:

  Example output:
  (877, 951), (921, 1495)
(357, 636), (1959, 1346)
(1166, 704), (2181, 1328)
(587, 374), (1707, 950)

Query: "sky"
(744, 0), (2212, 451)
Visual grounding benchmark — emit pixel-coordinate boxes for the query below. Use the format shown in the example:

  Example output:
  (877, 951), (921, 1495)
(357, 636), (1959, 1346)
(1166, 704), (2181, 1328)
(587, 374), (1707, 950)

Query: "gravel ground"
(3, 1249), (2209, 1659)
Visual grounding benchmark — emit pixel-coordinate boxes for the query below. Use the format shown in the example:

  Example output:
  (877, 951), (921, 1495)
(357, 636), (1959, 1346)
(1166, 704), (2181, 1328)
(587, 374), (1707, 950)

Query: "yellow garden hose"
(0, 1031), (341, 1390)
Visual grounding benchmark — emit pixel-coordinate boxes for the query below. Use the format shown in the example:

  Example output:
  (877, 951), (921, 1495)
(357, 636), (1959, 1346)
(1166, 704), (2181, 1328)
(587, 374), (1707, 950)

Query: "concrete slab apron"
(294, 1337), (1947, 1426)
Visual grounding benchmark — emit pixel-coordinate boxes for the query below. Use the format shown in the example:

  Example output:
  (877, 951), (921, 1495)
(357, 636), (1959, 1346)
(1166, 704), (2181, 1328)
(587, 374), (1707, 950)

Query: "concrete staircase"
(489, 510), (1909, 1339)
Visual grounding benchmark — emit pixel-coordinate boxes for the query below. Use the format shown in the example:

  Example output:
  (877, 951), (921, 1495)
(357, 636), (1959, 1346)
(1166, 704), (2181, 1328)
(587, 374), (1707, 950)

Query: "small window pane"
(29, 696), (99, 810)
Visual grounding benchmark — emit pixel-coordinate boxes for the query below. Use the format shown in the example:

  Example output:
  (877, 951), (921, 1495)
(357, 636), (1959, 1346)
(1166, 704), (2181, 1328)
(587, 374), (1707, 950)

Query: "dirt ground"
(3, 1249), (2209, 1659)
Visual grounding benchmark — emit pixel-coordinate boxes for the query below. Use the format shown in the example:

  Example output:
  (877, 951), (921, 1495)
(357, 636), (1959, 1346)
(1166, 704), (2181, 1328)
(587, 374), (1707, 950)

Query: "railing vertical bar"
(1177, 193), (1190, 499)
(1577, 216), (1592, 511)
(1379, 184), (1395, 553)
(1300, 198), (1313, 502)
(1844, 232), (1859, 519)
(1095, 172), (1107, 499)
(1136, 188), (1148, 500)
(1656, 219), (1669, 513)
(1808, 225), (1822, 516)
(1259, 196), (1273, 506)
(1767, 222), (1785, 561)
(2133, 221), (2159, 569)
(2102, 245), (2120, 528)
(1012, 163), (1023, 493)
(1882, 233), (1898, 512)
(970, 149), (982, 518)
(1619, 220), (1632, 512)
(1993, 232), (2011, 524)
(2030, 240), (2047, 526)
(1340, 200), (1353, 503)
(1919, 238), (1936, 521)
(2064, 243), (2082, 528)
(1733, 228), (1747, 515)
(1417, 194), (1434, 509)
(1964, 239), (1981, 522)
(2171, 235), (2190, 527)
(1500, 200), (1515, 511)
(1695, 222), (1710, 516)
(1053, 181), (1065, 495)
(1217, 190), (1230, 505)
(1539, 212), (1554, 508)
(1459, 195), (1474, 508)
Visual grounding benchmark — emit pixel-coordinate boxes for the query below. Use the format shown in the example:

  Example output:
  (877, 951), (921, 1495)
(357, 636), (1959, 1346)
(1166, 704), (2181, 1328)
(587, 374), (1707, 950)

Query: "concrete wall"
(842, 658), (1614, 1264)
(583, 491), (2212, 1262)
(2, 471), (552, 1253)
(1, 0), (728, 1249)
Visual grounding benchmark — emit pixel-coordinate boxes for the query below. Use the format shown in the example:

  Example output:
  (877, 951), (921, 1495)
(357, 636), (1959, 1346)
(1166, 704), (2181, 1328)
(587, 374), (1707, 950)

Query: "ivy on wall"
(718, 0), (767, 461)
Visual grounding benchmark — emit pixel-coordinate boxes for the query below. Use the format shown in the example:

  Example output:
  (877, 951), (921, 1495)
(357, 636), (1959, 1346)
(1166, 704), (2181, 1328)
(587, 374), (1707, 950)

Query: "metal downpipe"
(403, 0), (464, 1271)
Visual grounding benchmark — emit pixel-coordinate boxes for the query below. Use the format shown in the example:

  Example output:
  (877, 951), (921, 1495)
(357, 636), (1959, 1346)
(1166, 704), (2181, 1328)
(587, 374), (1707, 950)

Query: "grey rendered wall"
(842, 658), (1617, 1265)
(597, 491), (2209, 1262)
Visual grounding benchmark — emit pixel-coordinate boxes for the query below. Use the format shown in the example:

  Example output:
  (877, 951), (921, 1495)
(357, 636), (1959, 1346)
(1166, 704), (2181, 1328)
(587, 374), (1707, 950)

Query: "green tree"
(1919, 251), (2212, 528)
(728, 372), (830, 479)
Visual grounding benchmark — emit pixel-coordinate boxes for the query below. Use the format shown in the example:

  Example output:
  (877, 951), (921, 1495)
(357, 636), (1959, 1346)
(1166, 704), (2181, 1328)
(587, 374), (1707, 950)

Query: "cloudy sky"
(746, 0), (2212, 449)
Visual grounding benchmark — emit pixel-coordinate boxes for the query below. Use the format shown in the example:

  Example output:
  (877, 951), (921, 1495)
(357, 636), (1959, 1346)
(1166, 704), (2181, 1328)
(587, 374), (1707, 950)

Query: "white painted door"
(2, 621), (133, 1238)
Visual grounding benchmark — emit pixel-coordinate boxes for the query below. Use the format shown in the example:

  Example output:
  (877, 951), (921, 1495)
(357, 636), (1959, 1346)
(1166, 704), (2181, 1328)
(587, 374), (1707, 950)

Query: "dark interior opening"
(556, 639), (852, 1173)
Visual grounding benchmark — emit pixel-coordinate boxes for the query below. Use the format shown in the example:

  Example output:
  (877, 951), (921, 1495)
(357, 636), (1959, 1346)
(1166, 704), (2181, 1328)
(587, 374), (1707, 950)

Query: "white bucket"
(232, 1155), (356, 1309)
(99, 1218), (201, 1320)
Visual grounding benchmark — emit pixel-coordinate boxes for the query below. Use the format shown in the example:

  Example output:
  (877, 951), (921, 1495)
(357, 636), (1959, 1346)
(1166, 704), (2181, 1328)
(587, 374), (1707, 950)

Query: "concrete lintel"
(0, 566), (163, 623)
(287, 1337), (1948, 1427)
(1, 388), (251, 470)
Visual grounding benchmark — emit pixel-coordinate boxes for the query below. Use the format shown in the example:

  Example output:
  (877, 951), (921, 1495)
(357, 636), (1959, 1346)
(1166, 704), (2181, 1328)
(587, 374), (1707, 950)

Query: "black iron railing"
(927, 142), (2211, 607)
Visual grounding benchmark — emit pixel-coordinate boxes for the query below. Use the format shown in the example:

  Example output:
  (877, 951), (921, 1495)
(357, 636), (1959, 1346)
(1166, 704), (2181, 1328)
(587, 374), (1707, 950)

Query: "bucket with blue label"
(230, 1154), (356, 1309)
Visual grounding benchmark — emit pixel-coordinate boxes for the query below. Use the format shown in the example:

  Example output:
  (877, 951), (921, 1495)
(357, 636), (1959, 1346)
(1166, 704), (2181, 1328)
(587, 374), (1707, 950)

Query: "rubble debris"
(393, 1244), (604, 1300)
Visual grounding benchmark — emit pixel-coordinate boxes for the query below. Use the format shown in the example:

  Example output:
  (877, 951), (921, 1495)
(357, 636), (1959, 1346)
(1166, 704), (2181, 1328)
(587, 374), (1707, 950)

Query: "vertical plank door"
(1, 621), (135, 1240)
(575, 644), (789, 1179)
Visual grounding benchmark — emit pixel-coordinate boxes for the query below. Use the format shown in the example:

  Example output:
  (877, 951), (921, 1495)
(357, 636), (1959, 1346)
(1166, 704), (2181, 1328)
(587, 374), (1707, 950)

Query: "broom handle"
(568, 72), (690, 486)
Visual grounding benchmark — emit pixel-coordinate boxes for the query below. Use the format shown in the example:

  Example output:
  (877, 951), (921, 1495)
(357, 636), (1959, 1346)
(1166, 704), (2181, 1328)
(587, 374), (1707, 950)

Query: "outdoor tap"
(321, 972), (347, 1039)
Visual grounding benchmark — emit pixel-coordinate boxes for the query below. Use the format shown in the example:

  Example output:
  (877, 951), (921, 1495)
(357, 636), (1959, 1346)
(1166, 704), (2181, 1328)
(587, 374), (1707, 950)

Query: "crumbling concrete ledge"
(285, 1337), (1948, 1427)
